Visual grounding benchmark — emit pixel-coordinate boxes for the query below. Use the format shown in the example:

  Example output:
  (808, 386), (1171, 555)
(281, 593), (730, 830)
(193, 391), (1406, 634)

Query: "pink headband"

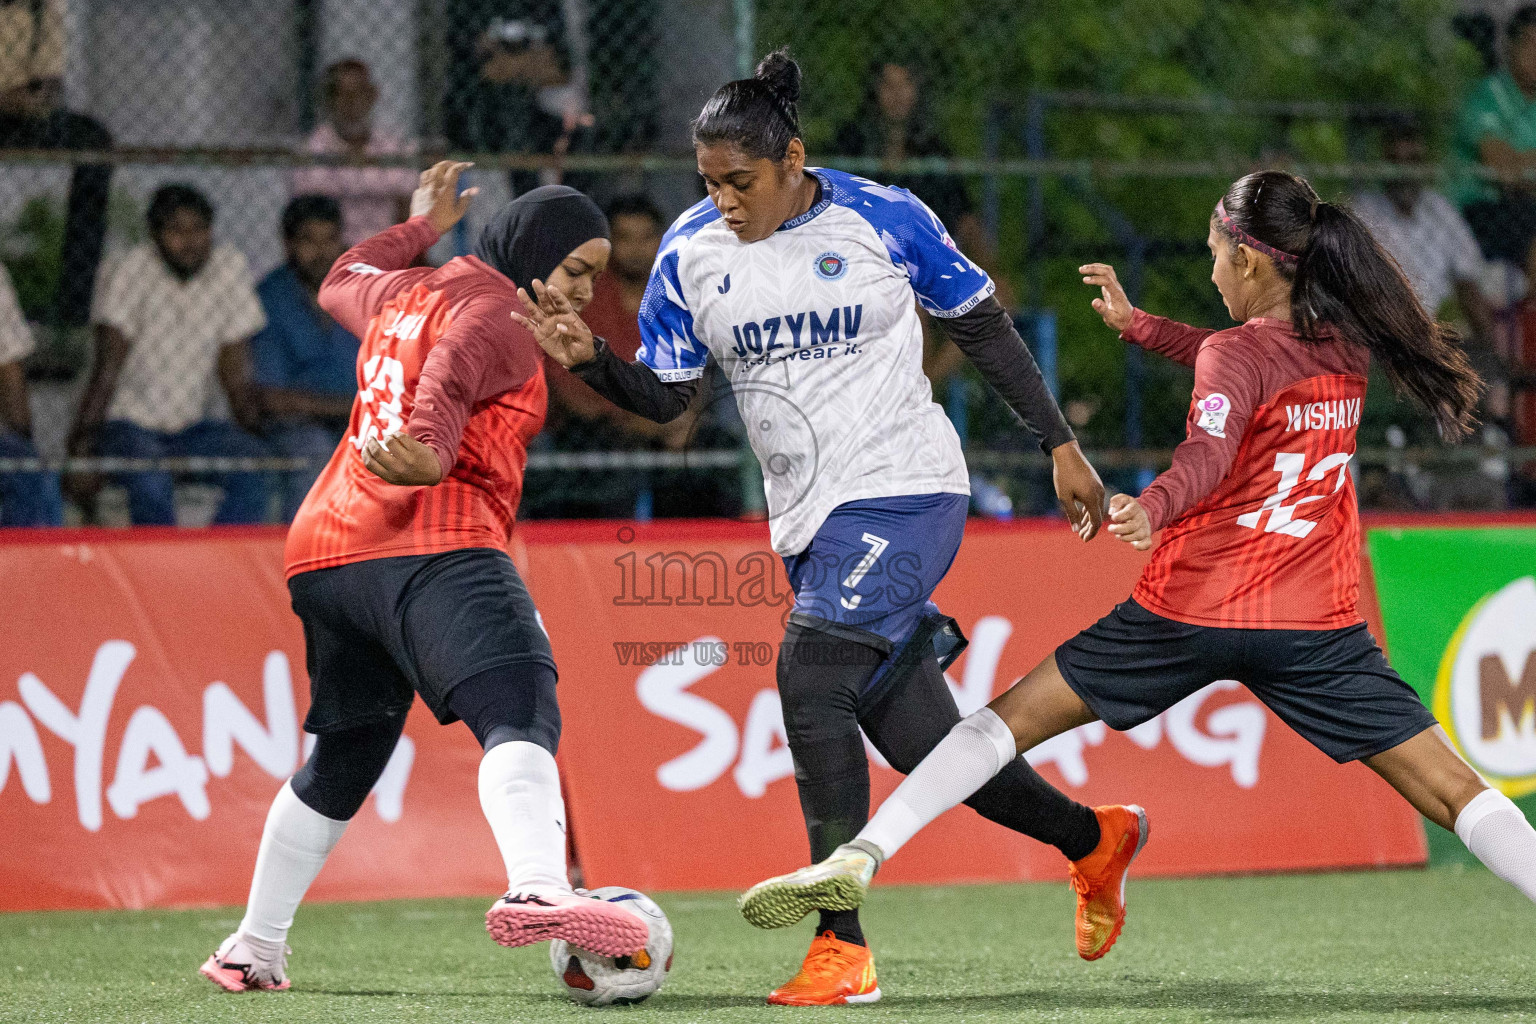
(1214, 199), (1298, 265)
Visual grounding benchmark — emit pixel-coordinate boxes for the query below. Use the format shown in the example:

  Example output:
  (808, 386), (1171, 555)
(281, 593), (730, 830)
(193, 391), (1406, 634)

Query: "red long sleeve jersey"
(284, 217), (546, 578)
(1124, 310), (1369, 629)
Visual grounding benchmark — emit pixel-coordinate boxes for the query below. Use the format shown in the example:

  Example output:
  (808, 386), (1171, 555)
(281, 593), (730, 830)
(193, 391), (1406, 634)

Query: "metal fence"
(0, 0), (1530, 527)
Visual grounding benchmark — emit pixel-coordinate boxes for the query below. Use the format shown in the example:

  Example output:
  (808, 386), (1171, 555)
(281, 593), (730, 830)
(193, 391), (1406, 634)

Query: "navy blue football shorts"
(782, 492), (971, 693)
(1055, 598), (1437, 763)
(288, 547), (557, 733)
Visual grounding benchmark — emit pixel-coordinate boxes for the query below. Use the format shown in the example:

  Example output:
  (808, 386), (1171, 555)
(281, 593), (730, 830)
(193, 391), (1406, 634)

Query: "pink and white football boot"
(199, 932), (291, 992)
(485, 890), (649, 956)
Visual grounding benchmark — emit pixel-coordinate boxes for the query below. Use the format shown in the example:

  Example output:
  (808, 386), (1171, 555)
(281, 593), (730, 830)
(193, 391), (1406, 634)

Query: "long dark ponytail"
(1214, 170), (1482, 440)
(691, 48), (802, 160)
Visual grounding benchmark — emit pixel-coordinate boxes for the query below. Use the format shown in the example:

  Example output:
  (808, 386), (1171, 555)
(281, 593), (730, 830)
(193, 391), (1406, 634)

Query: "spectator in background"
(67, 184), (269, 525)
(833, 61), (1013, 383)
(1455, 4), (1536, 283)
(292, 59), (418, 246)
(0, 0), (111, 327)
(445, 12), (592, 196)
(0, 263), (60, 525)
(252, 195), (358, 521)
(1361, 119), (1511, 510)
(1357, 119), (1497, 337)
(833, 61), (1020, 516)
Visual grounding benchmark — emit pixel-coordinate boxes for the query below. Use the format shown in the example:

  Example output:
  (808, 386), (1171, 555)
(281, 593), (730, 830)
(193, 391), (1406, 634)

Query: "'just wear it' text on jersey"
(284, 216), (546, 578)
(638, 168), (989, 556)
(1123, 310), (1369, 629)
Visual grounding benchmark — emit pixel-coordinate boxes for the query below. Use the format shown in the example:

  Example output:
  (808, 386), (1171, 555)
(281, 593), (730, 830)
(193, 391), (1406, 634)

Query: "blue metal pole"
(734, 0), (755, 77)
(1031, 309), (1058, 399)
(1025, 93), (1046, 309)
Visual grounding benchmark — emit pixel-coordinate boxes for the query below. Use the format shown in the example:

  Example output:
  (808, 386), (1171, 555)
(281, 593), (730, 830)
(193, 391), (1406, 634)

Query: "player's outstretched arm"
(942, 296), (1106, 539)
(1080, 262), (1210, 368)
(410, 160), (479, 235)
(318, 161), (478, 338)
(1081, 263), (1134, 332)
(512, 282), (699, 423)
(513, 279), (597, 368)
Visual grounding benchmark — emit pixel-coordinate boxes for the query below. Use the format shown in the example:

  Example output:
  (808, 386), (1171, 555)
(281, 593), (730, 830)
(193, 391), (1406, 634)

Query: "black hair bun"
(754, 47), (801, 104)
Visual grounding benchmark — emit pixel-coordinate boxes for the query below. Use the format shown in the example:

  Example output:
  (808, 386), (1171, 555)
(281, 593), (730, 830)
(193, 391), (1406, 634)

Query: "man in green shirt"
(1456, 3), (1536, 279)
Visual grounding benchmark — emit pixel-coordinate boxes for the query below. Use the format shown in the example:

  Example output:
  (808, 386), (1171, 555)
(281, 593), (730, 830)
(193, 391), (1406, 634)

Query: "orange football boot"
(767, 931), (881, 1006)
(1068, 804), (1150, 961)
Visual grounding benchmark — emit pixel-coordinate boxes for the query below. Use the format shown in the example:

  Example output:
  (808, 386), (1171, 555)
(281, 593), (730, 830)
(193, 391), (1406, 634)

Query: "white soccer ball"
(549, 887), (673, 1006)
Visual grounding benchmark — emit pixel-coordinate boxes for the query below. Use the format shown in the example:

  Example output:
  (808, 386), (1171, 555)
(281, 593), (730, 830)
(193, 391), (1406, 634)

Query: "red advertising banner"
(0, 520), (1430, 911)
(0, 530), (503, 911)
(528, 520), (1426, 893)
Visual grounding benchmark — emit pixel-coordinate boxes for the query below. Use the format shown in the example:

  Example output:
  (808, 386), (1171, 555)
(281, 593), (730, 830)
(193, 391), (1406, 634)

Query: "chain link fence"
(0, 0), (1529, 527)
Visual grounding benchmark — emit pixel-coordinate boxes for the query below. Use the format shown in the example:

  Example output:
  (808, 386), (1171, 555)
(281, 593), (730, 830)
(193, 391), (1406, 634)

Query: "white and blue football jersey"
(638, 168), (989, 555)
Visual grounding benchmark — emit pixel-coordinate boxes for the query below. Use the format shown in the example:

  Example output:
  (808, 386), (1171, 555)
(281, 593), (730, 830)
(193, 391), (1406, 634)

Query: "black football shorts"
(288, 547), (556, 733)
(1055, 599), (1437, 763)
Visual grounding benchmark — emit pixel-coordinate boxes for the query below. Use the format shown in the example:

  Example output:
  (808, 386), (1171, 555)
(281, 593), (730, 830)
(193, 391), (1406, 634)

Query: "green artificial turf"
(2, 868), (1533, 1023)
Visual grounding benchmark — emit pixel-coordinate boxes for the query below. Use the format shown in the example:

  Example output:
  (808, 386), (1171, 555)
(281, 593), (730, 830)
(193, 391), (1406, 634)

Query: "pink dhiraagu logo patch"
(1196, 393), (1231, 438)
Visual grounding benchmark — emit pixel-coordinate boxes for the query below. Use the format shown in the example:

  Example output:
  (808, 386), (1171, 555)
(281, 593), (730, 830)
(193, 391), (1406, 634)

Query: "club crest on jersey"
(1196, 393), (1231, 437)
(814, 251), (847, 280)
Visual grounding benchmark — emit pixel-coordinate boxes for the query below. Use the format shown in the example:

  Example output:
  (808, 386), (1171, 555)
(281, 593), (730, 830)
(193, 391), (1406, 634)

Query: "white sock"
(1455, 787), (1536, 904)
(857, 707), (1017, 861)
(478, 740), (571, 893)
(237, 780), (350, 945)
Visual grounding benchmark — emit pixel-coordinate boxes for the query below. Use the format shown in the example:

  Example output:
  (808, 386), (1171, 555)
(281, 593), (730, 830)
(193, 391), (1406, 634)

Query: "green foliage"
(759, 0), (1482, 444)
(3, 196), (66, 321)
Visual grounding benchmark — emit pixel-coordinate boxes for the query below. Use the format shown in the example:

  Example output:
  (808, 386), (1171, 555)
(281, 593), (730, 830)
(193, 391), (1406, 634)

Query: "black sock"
(816, 908), (865, 947)
(972, 759), (1102, 861)
(860, 653), (1103, 862)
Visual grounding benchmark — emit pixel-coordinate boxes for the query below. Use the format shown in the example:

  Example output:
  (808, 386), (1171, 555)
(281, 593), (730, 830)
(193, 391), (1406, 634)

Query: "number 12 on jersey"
(1237, 451), (1352, 538)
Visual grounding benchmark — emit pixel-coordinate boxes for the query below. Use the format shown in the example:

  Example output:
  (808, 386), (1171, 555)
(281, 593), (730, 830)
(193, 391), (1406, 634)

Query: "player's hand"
(512, 280), (596, 367)
(1051, 440), (1106, 541)
(361, 431), (443, 486)
(411, 160), (478, 235)
(1107, 493), (1153, 550)
(1080, 263), (1134, 333)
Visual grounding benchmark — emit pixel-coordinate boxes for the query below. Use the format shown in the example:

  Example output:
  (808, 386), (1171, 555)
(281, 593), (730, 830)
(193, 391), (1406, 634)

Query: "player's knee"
(291, 717), (404, 821)
(447, 662), (562, 756)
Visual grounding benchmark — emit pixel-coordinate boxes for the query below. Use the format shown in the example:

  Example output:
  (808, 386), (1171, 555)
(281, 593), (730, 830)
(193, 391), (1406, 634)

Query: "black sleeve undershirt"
(569, 337), (699, 423)
(570, 295), (1073, 451)
(940, 296), (1075, 453)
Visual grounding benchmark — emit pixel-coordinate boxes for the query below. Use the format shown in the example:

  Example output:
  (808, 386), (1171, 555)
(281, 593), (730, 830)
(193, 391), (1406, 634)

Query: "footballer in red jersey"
(741, 171), (1536, 972)
(200, 163), (646, 995)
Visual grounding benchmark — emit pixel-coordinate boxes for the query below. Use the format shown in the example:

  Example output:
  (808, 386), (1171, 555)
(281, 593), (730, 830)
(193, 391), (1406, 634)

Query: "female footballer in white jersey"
(516, 49), (1120, 1006)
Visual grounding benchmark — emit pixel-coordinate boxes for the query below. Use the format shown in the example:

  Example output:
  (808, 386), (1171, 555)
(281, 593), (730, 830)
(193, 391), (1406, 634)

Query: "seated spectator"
(67, 184), (269, 525)
(0, 263), (61, 525)
(1356, 118), (1497, 336)
(0, 0), (110, 327)
(1455, 4), (1536, 283)
(445, 12), (591, 196)
(292, 59), (418, 246)
(252, 195), (358, 521)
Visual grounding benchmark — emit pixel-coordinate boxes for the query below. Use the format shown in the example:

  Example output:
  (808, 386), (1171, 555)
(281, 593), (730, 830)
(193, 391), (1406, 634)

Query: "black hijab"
(472, 185), (609, 288)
